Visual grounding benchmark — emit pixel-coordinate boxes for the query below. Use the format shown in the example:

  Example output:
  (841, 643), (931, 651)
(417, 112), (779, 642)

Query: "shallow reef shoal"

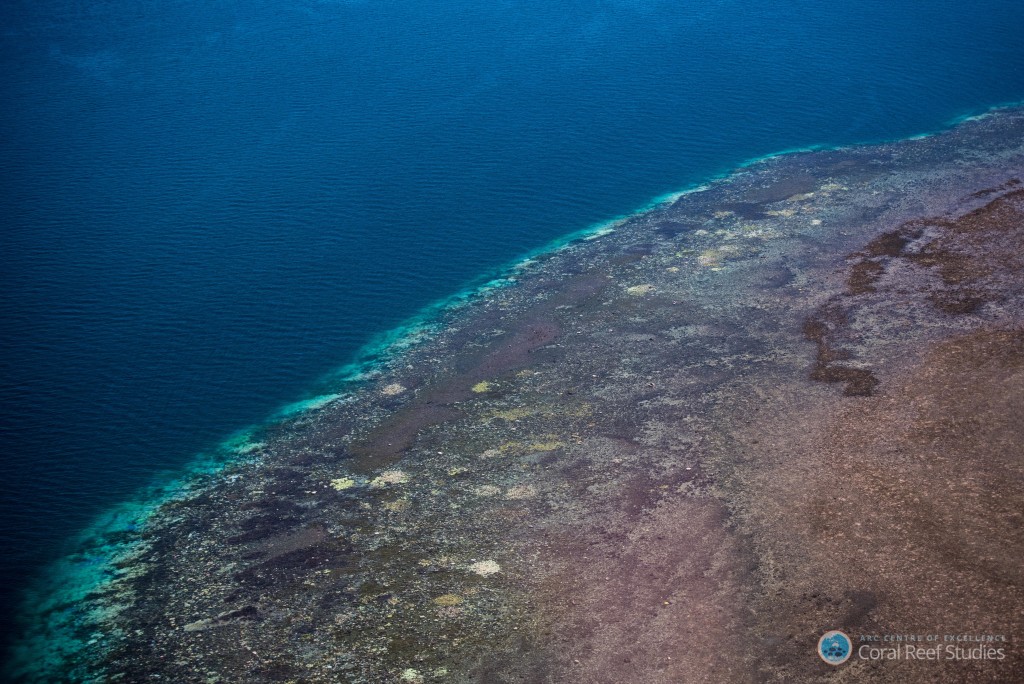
(10, 108), (1024, 683)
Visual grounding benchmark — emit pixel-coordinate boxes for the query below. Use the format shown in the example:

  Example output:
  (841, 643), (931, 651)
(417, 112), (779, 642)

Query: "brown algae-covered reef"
(11, 107), (1024, 683)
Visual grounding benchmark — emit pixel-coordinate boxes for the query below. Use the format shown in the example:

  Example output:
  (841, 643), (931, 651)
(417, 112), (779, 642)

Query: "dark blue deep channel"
(1, 0), (1023, 674)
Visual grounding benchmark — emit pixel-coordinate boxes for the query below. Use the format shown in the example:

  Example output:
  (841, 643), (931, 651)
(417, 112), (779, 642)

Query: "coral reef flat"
(12, 109), (1024, 683)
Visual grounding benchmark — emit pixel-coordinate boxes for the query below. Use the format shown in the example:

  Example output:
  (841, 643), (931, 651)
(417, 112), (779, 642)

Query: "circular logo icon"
(818, 630), (853, 665)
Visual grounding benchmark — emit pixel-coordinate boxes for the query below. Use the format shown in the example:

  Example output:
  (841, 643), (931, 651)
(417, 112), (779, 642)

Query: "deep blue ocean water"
(1, 0), (1023, 664)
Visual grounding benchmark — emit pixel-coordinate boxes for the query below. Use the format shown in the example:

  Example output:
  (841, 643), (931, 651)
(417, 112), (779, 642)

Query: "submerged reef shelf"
(9, 107), (1024, 683)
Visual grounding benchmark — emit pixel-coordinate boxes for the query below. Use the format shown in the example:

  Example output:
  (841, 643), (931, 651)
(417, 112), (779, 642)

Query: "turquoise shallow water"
(2, 0), (1024, 670)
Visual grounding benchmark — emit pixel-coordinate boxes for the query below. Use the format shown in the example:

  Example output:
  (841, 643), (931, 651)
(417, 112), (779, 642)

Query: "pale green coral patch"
(626, 283), (655, 296)
(471, 381), (492, 393)
(486, 402), (590, 424)
(400, 668), (425, 683)
(330, 477), (357, 491)
(526, 440), (565, 452)
(698, 245), (746, 267)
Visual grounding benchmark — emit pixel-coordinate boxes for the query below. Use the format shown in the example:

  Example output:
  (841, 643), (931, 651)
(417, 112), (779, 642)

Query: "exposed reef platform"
(11, 108), (1024, 683)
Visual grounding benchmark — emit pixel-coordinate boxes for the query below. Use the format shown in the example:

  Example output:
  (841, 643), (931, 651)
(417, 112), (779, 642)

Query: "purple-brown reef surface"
(17, 108), (1024, 683)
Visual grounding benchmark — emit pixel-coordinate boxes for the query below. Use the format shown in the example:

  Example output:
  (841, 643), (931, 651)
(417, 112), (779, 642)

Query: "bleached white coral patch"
(381, 382), (406, 396)
(468, 560), (501, 576)
(370, 470), (410, 487)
